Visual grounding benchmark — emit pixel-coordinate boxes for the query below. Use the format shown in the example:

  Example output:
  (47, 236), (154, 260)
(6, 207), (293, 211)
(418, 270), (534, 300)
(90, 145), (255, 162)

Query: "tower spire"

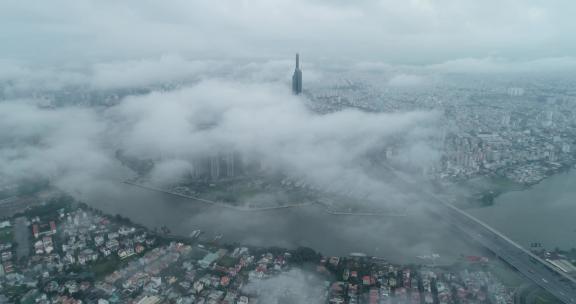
(296, 53), (300, 69)
(292, 53), (302, 95)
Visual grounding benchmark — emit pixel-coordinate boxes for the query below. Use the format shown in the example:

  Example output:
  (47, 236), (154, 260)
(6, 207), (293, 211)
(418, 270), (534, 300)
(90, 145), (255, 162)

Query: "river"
(469, 169), (576, 251)
(82, 169), (576, 264)
(83, 181), (480, 264)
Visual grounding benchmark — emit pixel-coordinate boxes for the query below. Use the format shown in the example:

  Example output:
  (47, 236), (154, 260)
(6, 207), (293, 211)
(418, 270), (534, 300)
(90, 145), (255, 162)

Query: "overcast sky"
(1, 0), (574, 65)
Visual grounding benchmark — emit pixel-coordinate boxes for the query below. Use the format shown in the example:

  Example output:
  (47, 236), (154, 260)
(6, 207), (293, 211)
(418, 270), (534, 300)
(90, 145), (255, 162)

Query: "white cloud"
(148, 159), (194, 186)
(427, 56), (576, 74)
(0, 60), (88, 92)
(0, 77), (440, 206)
(90, 55), (225, 89)
(0, 100), (115, 194)
(242, 269), (325, 304)
(110, 80), (439, 201)
(387, 74), (426, 86)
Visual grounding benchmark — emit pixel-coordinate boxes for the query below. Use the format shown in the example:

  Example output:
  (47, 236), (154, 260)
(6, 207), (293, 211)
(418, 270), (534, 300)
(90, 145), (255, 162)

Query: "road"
(386, 165), (576, 304)
(123, 180), (315, 211)
(13, 217), (30, 260)
(125, 180), (406, 216)
(0, 197), (34, 219)
(434, 201), (576, 304)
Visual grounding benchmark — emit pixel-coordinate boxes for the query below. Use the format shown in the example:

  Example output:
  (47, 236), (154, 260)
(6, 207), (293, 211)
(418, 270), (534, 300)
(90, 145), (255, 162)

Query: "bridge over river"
(388, 167), (576, 304)
(126, 172), (576, 303)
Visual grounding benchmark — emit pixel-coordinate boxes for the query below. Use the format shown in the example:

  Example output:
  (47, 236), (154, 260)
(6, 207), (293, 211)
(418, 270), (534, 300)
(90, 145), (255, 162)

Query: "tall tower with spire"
(292, 53), (302, 95)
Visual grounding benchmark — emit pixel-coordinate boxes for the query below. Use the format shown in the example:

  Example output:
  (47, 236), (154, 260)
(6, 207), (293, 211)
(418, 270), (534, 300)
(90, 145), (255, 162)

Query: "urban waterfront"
(82, 168), (576, 266)
(83, 182), (480, 265)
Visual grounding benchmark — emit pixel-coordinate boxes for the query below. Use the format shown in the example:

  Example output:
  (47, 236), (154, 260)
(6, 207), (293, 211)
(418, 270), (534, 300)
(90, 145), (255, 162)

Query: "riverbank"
(123, 180), (315, 212)
(124, 180), (408, 217)
(480, 165), (574, 207)
(447, 167), (575, 209)
(468, 168), (576, 251)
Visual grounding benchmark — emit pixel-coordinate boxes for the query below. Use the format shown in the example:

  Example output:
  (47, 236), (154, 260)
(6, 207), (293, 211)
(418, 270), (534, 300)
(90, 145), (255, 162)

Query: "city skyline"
(1, 1), (576, 303)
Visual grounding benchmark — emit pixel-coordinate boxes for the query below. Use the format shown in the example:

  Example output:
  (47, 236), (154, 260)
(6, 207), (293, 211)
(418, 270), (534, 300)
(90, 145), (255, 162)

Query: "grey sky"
(1, 0), (574, 64)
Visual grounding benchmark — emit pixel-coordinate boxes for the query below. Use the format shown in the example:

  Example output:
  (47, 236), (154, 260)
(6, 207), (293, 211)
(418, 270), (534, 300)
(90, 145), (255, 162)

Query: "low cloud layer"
(0, 73), (439, 208)
(3, 54), (576, 100)
(242, 269), (325, 304)
(6, 52), (572, 207)
(113, 80), (438, 197)
(0, 100), (118, 195)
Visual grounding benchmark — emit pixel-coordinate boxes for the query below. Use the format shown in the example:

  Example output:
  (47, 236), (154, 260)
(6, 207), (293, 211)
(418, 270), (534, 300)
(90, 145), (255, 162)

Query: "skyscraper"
(292, 53), (302, 95)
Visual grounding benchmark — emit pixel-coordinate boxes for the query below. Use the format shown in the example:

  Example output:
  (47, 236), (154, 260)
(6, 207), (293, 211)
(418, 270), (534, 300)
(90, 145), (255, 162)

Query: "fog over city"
(2, 1), (576, 303)
(0, 75), (440, 201)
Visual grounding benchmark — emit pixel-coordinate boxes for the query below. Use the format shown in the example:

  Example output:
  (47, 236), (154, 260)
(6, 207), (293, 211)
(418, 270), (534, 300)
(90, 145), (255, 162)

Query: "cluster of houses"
(321, 256), (512, 304)
(2, 205), (514, 304)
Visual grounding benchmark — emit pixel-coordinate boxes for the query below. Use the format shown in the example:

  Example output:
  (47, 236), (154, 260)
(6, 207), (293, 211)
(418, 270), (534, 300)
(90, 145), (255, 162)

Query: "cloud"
(0, 100), (116, 194)
(90, 55), (227, 89)
(148, 159), (193, 186)
(0, 55), (325, 94)
(231, 59), (324, 84)
(0, 75), (440, 209)
(426, 56), (576, 74)
(110, 80), (439, 202)
(0, 60), (88, 93)
(242, 269), (325, 304)
(391, 141), (441, 169)
(3, 54), (576, 101)
(0, 60), (468, 268)
(349, 56), (576, 77)
(387, 74), (426, 87)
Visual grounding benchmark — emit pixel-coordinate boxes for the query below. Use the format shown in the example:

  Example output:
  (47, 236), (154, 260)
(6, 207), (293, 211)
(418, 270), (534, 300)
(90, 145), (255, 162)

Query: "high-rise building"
(210, 155), (221, 181)
(292, 53), (302, 95)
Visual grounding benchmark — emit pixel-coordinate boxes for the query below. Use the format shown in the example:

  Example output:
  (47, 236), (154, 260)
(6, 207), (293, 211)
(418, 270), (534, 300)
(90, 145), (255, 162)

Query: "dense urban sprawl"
(0, 199), (518, 304)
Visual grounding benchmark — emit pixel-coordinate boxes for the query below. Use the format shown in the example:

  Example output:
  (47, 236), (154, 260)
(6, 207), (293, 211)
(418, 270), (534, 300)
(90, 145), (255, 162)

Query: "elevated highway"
(386, 166), (576, 303)
(433, 198), (576, 304)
